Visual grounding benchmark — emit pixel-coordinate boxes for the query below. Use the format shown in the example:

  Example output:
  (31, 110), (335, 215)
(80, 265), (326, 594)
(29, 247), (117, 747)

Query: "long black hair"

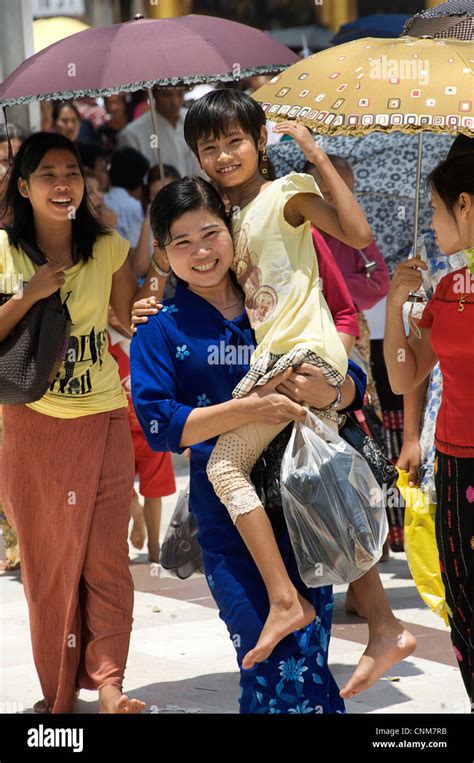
(0, 131), (110, 263)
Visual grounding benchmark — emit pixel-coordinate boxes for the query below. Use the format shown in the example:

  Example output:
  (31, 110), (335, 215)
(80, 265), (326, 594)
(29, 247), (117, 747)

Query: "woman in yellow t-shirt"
(0, 132), (168, 714)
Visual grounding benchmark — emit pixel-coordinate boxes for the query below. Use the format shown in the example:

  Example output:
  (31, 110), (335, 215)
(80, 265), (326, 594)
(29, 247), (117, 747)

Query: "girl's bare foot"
(99, 684), (146, 714)
(33, 698), (52, 714)
(339, 621), (416, 699)
(242, 593), (316, 670)
(148, 543), (160, 564)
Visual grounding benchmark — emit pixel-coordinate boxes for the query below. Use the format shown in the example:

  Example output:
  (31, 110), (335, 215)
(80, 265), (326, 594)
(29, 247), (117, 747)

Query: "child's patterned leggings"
(434, 451), (474, 707)
(207, 416), (337, 525)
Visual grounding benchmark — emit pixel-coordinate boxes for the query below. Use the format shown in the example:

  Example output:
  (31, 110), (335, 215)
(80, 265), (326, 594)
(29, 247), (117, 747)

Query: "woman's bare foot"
(148, 543), (160, 564)
(339, 621), (416, 699)
(130, 494), (146, 551)
(345, 583), (367, 619)
(33, 698), (52, 714)
(242, 593), (316, 670)
(98, 685), (146, 714)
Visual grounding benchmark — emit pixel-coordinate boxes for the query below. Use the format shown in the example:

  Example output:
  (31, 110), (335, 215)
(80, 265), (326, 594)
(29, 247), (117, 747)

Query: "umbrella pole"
(407, 132), (425, 304)
(413, 132), (423, 256)
(146, 87), (165, 182)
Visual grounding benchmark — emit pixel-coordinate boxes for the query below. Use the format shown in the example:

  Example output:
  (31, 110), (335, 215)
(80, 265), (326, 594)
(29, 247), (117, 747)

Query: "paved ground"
(0, 462), (470, 715)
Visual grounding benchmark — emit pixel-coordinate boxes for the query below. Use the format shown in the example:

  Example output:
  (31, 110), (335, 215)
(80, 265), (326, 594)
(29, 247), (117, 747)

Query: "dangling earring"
(260, 147), (268, 176)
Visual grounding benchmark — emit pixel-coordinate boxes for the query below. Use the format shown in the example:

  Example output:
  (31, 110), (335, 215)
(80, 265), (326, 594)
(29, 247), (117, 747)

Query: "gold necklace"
(458, 292), (469, 312)
(38, 242), (73, 270)
(221, 299), (243, 310)
(458, 267), (472, 313)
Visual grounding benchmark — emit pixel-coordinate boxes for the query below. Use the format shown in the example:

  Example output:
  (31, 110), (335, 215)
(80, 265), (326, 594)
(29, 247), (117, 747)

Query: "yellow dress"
(231, 172), (348, 398)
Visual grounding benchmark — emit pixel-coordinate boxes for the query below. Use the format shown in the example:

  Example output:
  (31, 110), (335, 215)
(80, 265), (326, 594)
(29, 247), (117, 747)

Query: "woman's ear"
(258, 124), (268, 152)
(17, 178), (29, 198)
(153, 242), (169, 263)
(458, 191), (472, 219)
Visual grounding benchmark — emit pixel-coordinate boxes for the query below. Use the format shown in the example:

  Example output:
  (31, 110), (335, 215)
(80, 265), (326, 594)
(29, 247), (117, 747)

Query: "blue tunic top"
(130, 281), (366, 714)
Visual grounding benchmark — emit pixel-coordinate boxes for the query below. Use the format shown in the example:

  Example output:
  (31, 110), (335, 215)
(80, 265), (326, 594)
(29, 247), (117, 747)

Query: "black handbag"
(0, 236), (72, 404)
(160, 485), (204, 579)
(251, 413), (398, 515)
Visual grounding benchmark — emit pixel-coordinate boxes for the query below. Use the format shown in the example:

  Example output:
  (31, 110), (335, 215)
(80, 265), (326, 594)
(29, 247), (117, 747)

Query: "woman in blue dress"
(130, 178), (366, 714)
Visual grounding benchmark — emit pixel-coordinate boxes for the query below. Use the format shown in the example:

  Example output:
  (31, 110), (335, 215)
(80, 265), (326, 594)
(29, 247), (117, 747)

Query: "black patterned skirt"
(434, 450), (474, 706)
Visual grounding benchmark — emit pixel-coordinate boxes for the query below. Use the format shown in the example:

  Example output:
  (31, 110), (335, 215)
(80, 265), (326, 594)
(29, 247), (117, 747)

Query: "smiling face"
(18, 148), (85, 224)
(196, 122), (266, 189)
(431, 189), (473, 255)
(158, 207), (235, 290)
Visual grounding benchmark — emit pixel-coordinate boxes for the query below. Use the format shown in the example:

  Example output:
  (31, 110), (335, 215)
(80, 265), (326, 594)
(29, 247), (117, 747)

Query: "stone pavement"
(0, 463), (470, 715)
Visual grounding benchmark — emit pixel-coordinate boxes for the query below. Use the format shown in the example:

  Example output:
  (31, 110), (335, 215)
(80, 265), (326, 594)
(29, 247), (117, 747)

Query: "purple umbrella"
(0, 14), (298, 106)
(0, 13), (298, 177)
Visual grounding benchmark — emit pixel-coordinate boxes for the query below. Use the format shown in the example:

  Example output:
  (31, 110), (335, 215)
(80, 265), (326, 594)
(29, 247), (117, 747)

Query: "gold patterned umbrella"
(253, 36), (474, 137)
(253, 35), (474, 275)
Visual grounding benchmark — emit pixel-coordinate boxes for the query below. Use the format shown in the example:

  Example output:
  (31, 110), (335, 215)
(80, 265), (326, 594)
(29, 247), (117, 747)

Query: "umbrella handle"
(2, 106), (14, 165)
(407, 132), (425, 304)
(146, 86), (165, 182)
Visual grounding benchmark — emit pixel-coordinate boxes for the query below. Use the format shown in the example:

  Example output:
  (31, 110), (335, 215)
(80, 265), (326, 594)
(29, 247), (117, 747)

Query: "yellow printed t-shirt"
(231, 172), (348, 378)
(0, 229), (129, 418)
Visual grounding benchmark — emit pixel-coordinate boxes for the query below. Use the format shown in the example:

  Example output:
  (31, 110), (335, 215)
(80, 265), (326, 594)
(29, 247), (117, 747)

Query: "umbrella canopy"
(403, 0), (474, 41)
(0, 14), (298, 107)
(331, 14), (410, 45)
(253, 36), (474, 137)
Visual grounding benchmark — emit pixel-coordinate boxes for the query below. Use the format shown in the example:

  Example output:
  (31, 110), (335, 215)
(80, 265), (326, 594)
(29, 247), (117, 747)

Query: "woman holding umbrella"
(384, 151), (474, 707)
(0, 131), (168, 714)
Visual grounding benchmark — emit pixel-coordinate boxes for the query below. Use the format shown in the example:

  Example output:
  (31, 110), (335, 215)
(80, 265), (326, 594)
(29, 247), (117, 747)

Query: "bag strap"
(3, 227), (71, 316)
(3, 226), (47, 267)
(17, 238), (48, 268)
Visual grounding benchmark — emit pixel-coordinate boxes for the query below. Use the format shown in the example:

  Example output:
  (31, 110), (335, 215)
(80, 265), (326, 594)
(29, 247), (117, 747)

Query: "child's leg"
(207, 421), (316, 669)
(143, 497), (162, 563)
(339, 566), (416, 698)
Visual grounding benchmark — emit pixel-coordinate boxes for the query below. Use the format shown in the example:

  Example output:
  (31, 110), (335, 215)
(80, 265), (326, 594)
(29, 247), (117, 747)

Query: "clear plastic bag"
(281, 411), (388, 587)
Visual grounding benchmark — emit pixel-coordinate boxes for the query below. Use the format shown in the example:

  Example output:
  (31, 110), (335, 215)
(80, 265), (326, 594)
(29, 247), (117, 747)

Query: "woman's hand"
(388, 257), (428, 308)
(272, 121), (320, 160)
(239, 369), (307, 424)
(275, 363), (338, 408)
(396, 440), (421, 487)
(25, 263), (66, 301)
(130, 295), (162, 333)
